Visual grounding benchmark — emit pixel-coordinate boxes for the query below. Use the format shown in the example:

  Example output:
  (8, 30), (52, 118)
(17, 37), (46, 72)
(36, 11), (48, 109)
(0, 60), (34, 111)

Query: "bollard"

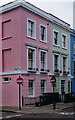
(53, 101), (56, 110)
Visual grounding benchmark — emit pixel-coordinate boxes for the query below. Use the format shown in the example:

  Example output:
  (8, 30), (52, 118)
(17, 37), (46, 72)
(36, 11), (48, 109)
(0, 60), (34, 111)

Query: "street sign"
(16, 76), (23, 85)
(50, 77), (56, 84)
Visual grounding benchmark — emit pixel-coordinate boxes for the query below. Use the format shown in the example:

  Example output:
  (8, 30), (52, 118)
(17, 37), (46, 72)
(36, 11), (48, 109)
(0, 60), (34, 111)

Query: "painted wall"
(51, 23), (71, 95)
(1, 7), (51, 106)
(70, 29), (75, 93)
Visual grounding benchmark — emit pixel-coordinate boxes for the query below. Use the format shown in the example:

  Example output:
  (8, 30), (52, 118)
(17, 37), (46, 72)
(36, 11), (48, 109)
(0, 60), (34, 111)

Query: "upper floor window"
(53, 30), (59, 46)
(27, 18), (36, 39)
(40, 24), (47, 42)
(63, 56), (67, 71)
(40, 50), (47, 71)
(53, 54), (59, 72)
(27, 47), (36, 71)
(62, 34), (67, 49)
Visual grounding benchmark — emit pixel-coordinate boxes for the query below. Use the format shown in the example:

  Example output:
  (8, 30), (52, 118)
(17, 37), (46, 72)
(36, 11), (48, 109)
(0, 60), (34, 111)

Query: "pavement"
(1, 102), (74, 114)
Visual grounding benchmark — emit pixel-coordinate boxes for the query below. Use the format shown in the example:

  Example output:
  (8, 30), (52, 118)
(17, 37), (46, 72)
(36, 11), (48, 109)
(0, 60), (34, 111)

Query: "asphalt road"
(1, 108), (75, 120)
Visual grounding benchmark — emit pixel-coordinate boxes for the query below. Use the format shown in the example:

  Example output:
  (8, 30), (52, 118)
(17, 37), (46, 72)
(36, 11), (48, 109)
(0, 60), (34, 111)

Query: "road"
(1, 108), (75, 120)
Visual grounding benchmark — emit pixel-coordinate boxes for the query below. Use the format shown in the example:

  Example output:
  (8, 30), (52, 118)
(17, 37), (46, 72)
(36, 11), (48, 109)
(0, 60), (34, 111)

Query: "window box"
(54, 69), (59, 73)
(60, 71), (62, 73)
(63, 71), (68, 75)
(40, 69), (47, 74)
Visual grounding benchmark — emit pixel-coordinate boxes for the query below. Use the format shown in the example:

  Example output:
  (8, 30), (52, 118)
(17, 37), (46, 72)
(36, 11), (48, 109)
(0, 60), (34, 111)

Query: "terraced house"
(51, 16), (71, 100)
(70, 29), (75, 93)
(0, 0), (71, 106)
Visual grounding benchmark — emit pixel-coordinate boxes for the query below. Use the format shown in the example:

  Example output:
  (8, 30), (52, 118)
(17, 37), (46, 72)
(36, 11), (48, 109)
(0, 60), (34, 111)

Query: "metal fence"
(22, 97), (40, 106)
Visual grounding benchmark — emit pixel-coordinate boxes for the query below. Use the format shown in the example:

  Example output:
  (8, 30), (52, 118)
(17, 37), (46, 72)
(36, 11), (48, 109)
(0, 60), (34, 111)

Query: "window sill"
(27, 35), (36, 40)
(2, 36), (12, 40)
(2, 81), (10, 83)
(40, 40), (47, 44)
(62, 47), (67, 50)
(28, 96), (35, 98)
(53, 44), (60, 48)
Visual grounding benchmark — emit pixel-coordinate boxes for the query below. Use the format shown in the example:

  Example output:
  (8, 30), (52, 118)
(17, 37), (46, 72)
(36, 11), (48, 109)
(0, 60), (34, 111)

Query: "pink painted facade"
(1, 4), (51, 106)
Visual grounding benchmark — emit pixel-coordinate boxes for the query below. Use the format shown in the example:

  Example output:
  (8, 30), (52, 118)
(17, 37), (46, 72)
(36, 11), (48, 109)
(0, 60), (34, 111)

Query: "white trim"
(0, 70), (53, 76)
(62, 55), (68, 72)
(40, 24), (47, 43)
(40, 49), (47, 71)
(61, 33), (67, 49)
(28, 80), (35, 97)
(53, 53), (60, 72)
(27, 46), (36, 71)
(27, 18), (36, 40)
(53, 29), (60, 47)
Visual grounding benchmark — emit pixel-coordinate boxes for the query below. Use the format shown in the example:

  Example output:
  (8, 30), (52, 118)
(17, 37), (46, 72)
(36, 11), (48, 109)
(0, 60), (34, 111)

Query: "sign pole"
(16, 76), (23, 111)
(19, 84), (21, 111)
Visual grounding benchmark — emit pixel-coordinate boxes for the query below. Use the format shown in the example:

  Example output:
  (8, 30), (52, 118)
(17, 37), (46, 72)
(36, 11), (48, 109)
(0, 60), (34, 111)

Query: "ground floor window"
(61, 80), (65, 93)
(28, 80), (35, 97)
(41, 80), (46, 95)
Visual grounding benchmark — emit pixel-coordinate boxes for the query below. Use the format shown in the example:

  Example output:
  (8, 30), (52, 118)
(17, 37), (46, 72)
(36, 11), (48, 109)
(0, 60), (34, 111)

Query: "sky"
(0, 0), (74, 28)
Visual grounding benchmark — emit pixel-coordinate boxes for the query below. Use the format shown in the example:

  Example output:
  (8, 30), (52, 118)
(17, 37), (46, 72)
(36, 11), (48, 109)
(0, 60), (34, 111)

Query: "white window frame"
(62, 55), (68, 72)
(27, 46), (36, 71)
(53, 29), (59, 47)
(28, 80), (35, 97)
(62, 33), (67, 49)
(27, 18), (36, 39)
(40, 50), (47, 71)
(2, 77), (9, 83)
(40, 24), (47, 43)
(53, 53), (60, 72)
(41, 80), (46, 95)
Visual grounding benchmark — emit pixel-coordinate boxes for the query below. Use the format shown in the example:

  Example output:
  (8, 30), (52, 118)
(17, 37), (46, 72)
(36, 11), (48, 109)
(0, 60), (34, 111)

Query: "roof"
(0, 0), (70, 31)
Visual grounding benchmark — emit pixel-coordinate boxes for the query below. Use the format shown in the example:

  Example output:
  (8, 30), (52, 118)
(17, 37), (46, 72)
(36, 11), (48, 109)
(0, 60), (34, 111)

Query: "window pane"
(54, 31), (58, 45)
(29, 80), (34, 96)
(28, 49), (34, 69)
(40, 52), (46, 70)
(41, 80), (46, 94)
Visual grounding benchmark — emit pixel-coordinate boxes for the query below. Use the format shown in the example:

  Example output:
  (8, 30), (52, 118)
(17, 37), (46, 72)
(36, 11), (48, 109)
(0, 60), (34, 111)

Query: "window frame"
(28, 80), (35, 97)
(40, 50), (47, 71)
(53, 29), (59, 47)
(40, 24), (47, 43)
(2, 77), (9, 83)
(53, 53), (60, 72)
(62, 55), (68, 72)
(27, 46), (36, 71)
(27, 18), (36, 39)
(62, 33), (67, 49)
(41, 80), (46, 95)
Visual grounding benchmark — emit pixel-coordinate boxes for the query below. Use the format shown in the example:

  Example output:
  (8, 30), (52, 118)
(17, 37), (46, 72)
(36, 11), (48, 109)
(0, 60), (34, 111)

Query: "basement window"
(3, 77), (9, 83)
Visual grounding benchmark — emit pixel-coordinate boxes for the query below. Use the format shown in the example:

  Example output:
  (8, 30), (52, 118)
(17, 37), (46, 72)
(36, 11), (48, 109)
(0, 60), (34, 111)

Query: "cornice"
(0, 0), (70, 31)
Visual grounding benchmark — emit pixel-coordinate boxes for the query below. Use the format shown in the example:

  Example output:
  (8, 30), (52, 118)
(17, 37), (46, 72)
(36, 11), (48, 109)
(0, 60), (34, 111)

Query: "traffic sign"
(16, 76), (23, 85)
(50, 77), (56, 84)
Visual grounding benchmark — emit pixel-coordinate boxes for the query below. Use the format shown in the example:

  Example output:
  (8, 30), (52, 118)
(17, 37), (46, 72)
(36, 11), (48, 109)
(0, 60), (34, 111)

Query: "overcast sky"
(0, 0), (74, 28)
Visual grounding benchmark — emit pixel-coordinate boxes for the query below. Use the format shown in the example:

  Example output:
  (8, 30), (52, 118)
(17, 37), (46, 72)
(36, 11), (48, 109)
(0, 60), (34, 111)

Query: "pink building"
(0, 0), (52, 106)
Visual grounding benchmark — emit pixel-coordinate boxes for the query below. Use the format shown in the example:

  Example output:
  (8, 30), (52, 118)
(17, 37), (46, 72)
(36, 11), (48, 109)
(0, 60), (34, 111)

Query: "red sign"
(50, 77), (56, 84)
(17, 76), (23, 85)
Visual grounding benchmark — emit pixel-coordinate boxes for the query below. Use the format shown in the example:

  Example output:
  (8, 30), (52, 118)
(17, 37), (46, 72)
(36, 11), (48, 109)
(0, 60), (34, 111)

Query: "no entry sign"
(50, 77), (56, 84)
(16, 76), (23, 85)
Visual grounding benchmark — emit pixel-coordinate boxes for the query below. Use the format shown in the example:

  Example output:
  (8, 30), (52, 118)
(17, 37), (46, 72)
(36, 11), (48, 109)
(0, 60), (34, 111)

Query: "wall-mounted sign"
(50, 77), (56, 84)
(13, 66), (21, 71)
